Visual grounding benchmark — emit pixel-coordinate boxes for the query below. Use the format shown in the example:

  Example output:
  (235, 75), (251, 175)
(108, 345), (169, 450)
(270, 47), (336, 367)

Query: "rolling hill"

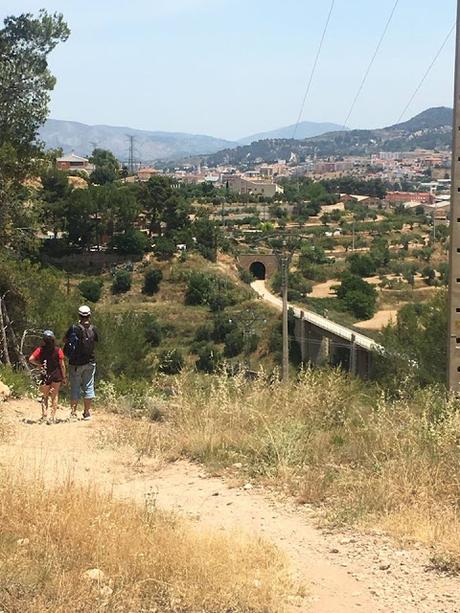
(205, 107), (453, 167)
(237, 121), (346, 145)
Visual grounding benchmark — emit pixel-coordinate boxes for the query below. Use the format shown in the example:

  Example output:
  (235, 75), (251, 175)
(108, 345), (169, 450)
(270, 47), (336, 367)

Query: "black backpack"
(64, 324), (95, 362)
(78, 324), (96, 358)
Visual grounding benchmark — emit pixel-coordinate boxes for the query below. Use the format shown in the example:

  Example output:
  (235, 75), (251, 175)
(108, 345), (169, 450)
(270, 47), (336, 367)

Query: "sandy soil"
(1, 401), (459, 612)
(310, 279), (338, 299)
(309, 276), (383, 300)
(355, 310), (398, 330)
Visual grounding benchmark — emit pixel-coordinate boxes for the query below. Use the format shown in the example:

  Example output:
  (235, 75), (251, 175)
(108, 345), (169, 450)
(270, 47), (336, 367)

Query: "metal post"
(300, 311), (306, 364)
(350, 333), (357, 376)
(282, 251), (289, 382)
(448, 0), (460, 392)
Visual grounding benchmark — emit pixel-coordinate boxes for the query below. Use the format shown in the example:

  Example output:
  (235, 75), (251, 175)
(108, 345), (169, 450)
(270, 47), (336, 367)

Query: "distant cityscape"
(57, 144), (452, 222)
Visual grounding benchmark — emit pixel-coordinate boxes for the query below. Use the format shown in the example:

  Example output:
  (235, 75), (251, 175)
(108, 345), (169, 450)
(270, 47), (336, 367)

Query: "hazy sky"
(2, 0), (457, 140)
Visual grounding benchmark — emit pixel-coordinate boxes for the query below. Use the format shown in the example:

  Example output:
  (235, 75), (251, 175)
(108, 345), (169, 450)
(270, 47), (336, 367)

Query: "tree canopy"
(90, 148), (120, 185)
(0, 10), (69, 243)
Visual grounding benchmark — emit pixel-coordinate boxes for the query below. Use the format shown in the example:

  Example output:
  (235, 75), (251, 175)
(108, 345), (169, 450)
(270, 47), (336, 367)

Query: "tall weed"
(0, 470), (291, 612)
(105, 368), (460, 563)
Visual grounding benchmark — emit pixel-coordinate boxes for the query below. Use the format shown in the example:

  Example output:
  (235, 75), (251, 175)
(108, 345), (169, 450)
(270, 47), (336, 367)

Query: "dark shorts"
(41, 369), (63, 386)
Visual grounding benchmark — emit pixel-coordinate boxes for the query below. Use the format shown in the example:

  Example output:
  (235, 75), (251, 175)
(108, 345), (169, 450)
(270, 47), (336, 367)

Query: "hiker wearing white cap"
(64, 305), (99, 421)
(29, 330), (67, 424)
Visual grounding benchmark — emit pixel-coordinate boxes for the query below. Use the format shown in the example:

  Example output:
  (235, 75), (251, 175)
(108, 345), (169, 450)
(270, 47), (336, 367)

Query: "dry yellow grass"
(0, 409), (12, 443)
(0, 470), (291, 612)
(100, 370), (460, 568)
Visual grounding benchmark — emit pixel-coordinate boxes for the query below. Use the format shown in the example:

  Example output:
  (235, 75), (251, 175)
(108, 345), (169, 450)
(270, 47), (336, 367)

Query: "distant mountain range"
(39, 120), (235, 162)
(237, 121), (346, 145)
(39, 118), (348, 162)
(205, 107), (454, 166)
(39, 108), (453, 164)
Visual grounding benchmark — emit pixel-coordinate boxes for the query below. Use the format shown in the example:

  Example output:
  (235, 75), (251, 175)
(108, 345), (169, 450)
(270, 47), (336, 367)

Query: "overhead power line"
(292, 0), (335, 139)
(396, 22), (456, 124)
(342, 0), (400, 129)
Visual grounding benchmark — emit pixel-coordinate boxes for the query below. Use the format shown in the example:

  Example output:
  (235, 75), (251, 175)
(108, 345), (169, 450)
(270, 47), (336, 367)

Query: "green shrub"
(194, 325), (213, 343)
(299, 263), (328, 282)
(78, 278), (103, 303)
(224, 329), (245, 358)
(142, 268), (163, 295)
(196, 344), (223, 373)
(272, 271), (312, 298)
(347, 253), (377, 277)
(422, 266), (437, 286)
(144, 317), (162, 347)
(197, 244), (216, 262)
(299, 243), (327, 265)
(342, 290), (376, 320)
(153, 237), (176, 261)
(158, 349), (184, 375)
(208, 291), (235, 312)
(0, 366), (33, 398)
(110, 229), (150, 255)
(239, 269), (254, 284)
(212, 313), (236, 343)
(335, 272), (377, 320)
(112, 270), (132, 294)
(185, 272), (214, 306)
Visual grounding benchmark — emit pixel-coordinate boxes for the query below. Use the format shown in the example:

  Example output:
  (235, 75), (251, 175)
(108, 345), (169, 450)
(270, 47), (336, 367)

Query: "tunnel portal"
(249, 261), (266, 280)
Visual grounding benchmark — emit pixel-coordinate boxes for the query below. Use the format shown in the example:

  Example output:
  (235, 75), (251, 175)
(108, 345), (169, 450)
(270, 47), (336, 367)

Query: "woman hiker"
(29, 330), (67, 424)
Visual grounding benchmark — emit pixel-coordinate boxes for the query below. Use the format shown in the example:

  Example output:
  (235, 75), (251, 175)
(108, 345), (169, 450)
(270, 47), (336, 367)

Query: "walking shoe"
(82, 414), (92, 421)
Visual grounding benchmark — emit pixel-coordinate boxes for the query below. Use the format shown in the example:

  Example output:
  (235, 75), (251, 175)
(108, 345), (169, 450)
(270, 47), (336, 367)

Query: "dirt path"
(1, 400), (459, 613)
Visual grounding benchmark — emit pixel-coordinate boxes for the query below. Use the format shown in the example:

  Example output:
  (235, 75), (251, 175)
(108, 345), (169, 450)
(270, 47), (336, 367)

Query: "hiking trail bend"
(1, 400), (459, 613)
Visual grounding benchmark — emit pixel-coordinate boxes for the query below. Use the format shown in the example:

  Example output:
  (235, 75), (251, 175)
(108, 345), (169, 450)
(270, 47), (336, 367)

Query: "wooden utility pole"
(448, 0), (460, 392)
(281, 257), (289, 382)
(280, 242), (289, 382)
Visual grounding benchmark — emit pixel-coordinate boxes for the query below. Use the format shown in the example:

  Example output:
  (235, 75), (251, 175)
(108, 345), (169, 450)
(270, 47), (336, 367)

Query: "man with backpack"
(64, 305), (99, 421)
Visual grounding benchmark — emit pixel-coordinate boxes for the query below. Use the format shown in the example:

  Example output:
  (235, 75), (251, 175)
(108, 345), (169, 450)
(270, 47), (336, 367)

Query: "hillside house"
(226, 177), (283, 198)
(56, 153), (93, 173)
(137, 167), (159, 181)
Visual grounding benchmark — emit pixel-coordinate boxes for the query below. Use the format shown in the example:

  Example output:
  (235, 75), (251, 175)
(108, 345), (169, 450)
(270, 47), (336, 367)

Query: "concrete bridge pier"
(295, 317), (331, 367)
(294, 316), (373, 378)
